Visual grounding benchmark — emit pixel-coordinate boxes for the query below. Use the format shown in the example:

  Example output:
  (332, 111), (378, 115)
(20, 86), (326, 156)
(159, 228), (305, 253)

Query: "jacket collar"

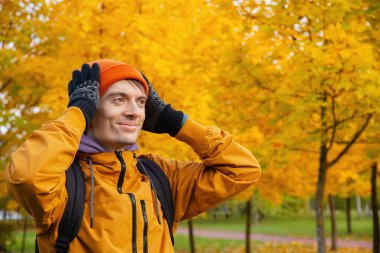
(77, 150), (135, 166)
(78, 134), (138, 154)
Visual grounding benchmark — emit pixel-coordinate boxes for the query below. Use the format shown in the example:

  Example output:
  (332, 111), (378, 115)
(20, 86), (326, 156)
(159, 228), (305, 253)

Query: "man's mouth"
(117, 122), (140, 126)
(116, 122), (141, 131)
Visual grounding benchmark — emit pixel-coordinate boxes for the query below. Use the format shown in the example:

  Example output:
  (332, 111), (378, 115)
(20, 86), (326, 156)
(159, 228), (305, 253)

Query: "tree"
(371, 162), (379, 253)
(0, 1), (60, 249)
(2, 1), (380, 252)
(220, 1), (380, 252)
(0, 0), (58, 226)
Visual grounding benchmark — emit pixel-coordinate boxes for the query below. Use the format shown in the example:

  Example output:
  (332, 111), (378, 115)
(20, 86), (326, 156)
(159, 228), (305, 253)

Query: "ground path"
(176, 228), (372, 249)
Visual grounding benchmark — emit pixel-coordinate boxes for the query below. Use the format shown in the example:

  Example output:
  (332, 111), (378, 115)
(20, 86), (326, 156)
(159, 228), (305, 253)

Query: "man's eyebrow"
(105, 92), (126, 98)
(106, 92), (147, 99)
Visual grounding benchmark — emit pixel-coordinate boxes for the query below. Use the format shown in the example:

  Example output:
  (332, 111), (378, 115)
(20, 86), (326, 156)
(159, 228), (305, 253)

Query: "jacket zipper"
(115, 151), (126, 194)
(128, 193), (137, 253)
(140, 200), (148, 253)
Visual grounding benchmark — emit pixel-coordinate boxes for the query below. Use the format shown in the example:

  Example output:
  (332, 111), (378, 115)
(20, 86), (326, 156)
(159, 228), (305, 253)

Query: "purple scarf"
(78, 135), (138, 154)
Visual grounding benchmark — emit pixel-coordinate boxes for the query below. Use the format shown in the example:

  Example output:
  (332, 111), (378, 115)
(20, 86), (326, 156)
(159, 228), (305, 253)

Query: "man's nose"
(123, 101), (139, 116)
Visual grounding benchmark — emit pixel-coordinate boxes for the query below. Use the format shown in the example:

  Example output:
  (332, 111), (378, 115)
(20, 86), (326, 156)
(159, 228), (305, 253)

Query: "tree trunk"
(371, 162), (379, 253)
(328, 194), (337, 251)
(246, 199), (252, 253)
(346, 197), (352, 234)
(316, 91), (328, 253)
(356, 195), (362, 218)
(316, 144), (329, 253)
(21, 214), (28, 253)
(188, 218), (196, 253)
(316, 162), (327, 253)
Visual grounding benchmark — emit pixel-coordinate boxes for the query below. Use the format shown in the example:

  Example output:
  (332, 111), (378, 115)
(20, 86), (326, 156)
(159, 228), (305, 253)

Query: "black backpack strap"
(136, 157), (175, 245)
(55, 158), (86, 253)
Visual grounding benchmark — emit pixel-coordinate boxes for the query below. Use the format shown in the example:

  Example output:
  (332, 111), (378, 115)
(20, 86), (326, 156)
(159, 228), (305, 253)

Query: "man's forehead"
(105, 79), (147, 97)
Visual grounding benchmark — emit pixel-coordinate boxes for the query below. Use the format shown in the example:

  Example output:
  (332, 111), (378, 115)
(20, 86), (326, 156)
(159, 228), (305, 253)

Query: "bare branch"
(327, 114), (373, 168)
(308, 110), (359, 135)
(335, 139), (380, 145)
(0, 78), (12, 92)
(288, 147), (319, 154)
(326, 110), (359, 130)
(244, 68), (275, 93)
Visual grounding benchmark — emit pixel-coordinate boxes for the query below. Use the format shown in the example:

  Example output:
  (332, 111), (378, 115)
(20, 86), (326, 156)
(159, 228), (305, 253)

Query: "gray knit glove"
(141, 72), (185, 137)
(68, 63), (100, 130)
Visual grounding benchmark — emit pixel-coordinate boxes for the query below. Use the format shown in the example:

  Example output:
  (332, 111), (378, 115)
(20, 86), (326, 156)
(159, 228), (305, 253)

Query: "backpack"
(35, 157), (175, 253)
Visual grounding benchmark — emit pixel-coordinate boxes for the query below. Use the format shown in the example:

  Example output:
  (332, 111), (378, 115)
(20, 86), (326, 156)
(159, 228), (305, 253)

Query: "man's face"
(87, 80), (147, 151)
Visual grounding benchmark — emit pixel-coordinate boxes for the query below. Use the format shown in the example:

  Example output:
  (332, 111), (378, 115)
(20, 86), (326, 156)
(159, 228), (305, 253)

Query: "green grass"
(189, 213), (372, 240)
(174, 234), (245, 252)
(5, 232), (316, 253)
(3, 213), (372, 252)
(5, 230), (35, 253)
(6, 229), (245, 253)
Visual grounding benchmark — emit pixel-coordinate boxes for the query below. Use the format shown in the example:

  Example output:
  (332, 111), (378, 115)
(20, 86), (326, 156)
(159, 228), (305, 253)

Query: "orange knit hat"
(87, 59), (149, 96)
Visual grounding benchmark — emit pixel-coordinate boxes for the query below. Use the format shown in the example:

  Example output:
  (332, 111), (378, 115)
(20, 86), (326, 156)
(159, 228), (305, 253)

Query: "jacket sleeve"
(146, 118), (261, 224)
(4, 107), (85, 234)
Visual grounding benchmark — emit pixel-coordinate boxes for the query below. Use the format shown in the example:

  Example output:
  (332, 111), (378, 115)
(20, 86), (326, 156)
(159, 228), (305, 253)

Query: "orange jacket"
(5, 107), (261, 252)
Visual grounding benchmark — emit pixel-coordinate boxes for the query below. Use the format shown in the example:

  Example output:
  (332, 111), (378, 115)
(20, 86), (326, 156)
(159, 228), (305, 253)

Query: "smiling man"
(88, 79), (147, 150)
(5, 59), (261, 253)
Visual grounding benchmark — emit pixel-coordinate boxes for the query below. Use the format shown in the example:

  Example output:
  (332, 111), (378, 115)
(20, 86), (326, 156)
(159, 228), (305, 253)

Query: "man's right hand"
(68, 63), (100, 131)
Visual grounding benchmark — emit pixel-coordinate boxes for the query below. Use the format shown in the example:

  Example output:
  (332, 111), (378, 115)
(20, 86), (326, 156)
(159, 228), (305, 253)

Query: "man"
(5, 59), (261, 252)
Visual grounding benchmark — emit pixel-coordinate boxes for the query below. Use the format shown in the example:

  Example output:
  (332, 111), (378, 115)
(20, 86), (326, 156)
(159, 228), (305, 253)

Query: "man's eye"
(114, 97), (125, 103)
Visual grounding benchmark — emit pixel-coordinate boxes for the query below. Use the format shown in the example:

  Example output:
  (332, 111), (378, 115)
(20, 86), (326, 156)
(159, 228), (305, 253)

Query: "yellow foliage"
(1, 0), (380, 212)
